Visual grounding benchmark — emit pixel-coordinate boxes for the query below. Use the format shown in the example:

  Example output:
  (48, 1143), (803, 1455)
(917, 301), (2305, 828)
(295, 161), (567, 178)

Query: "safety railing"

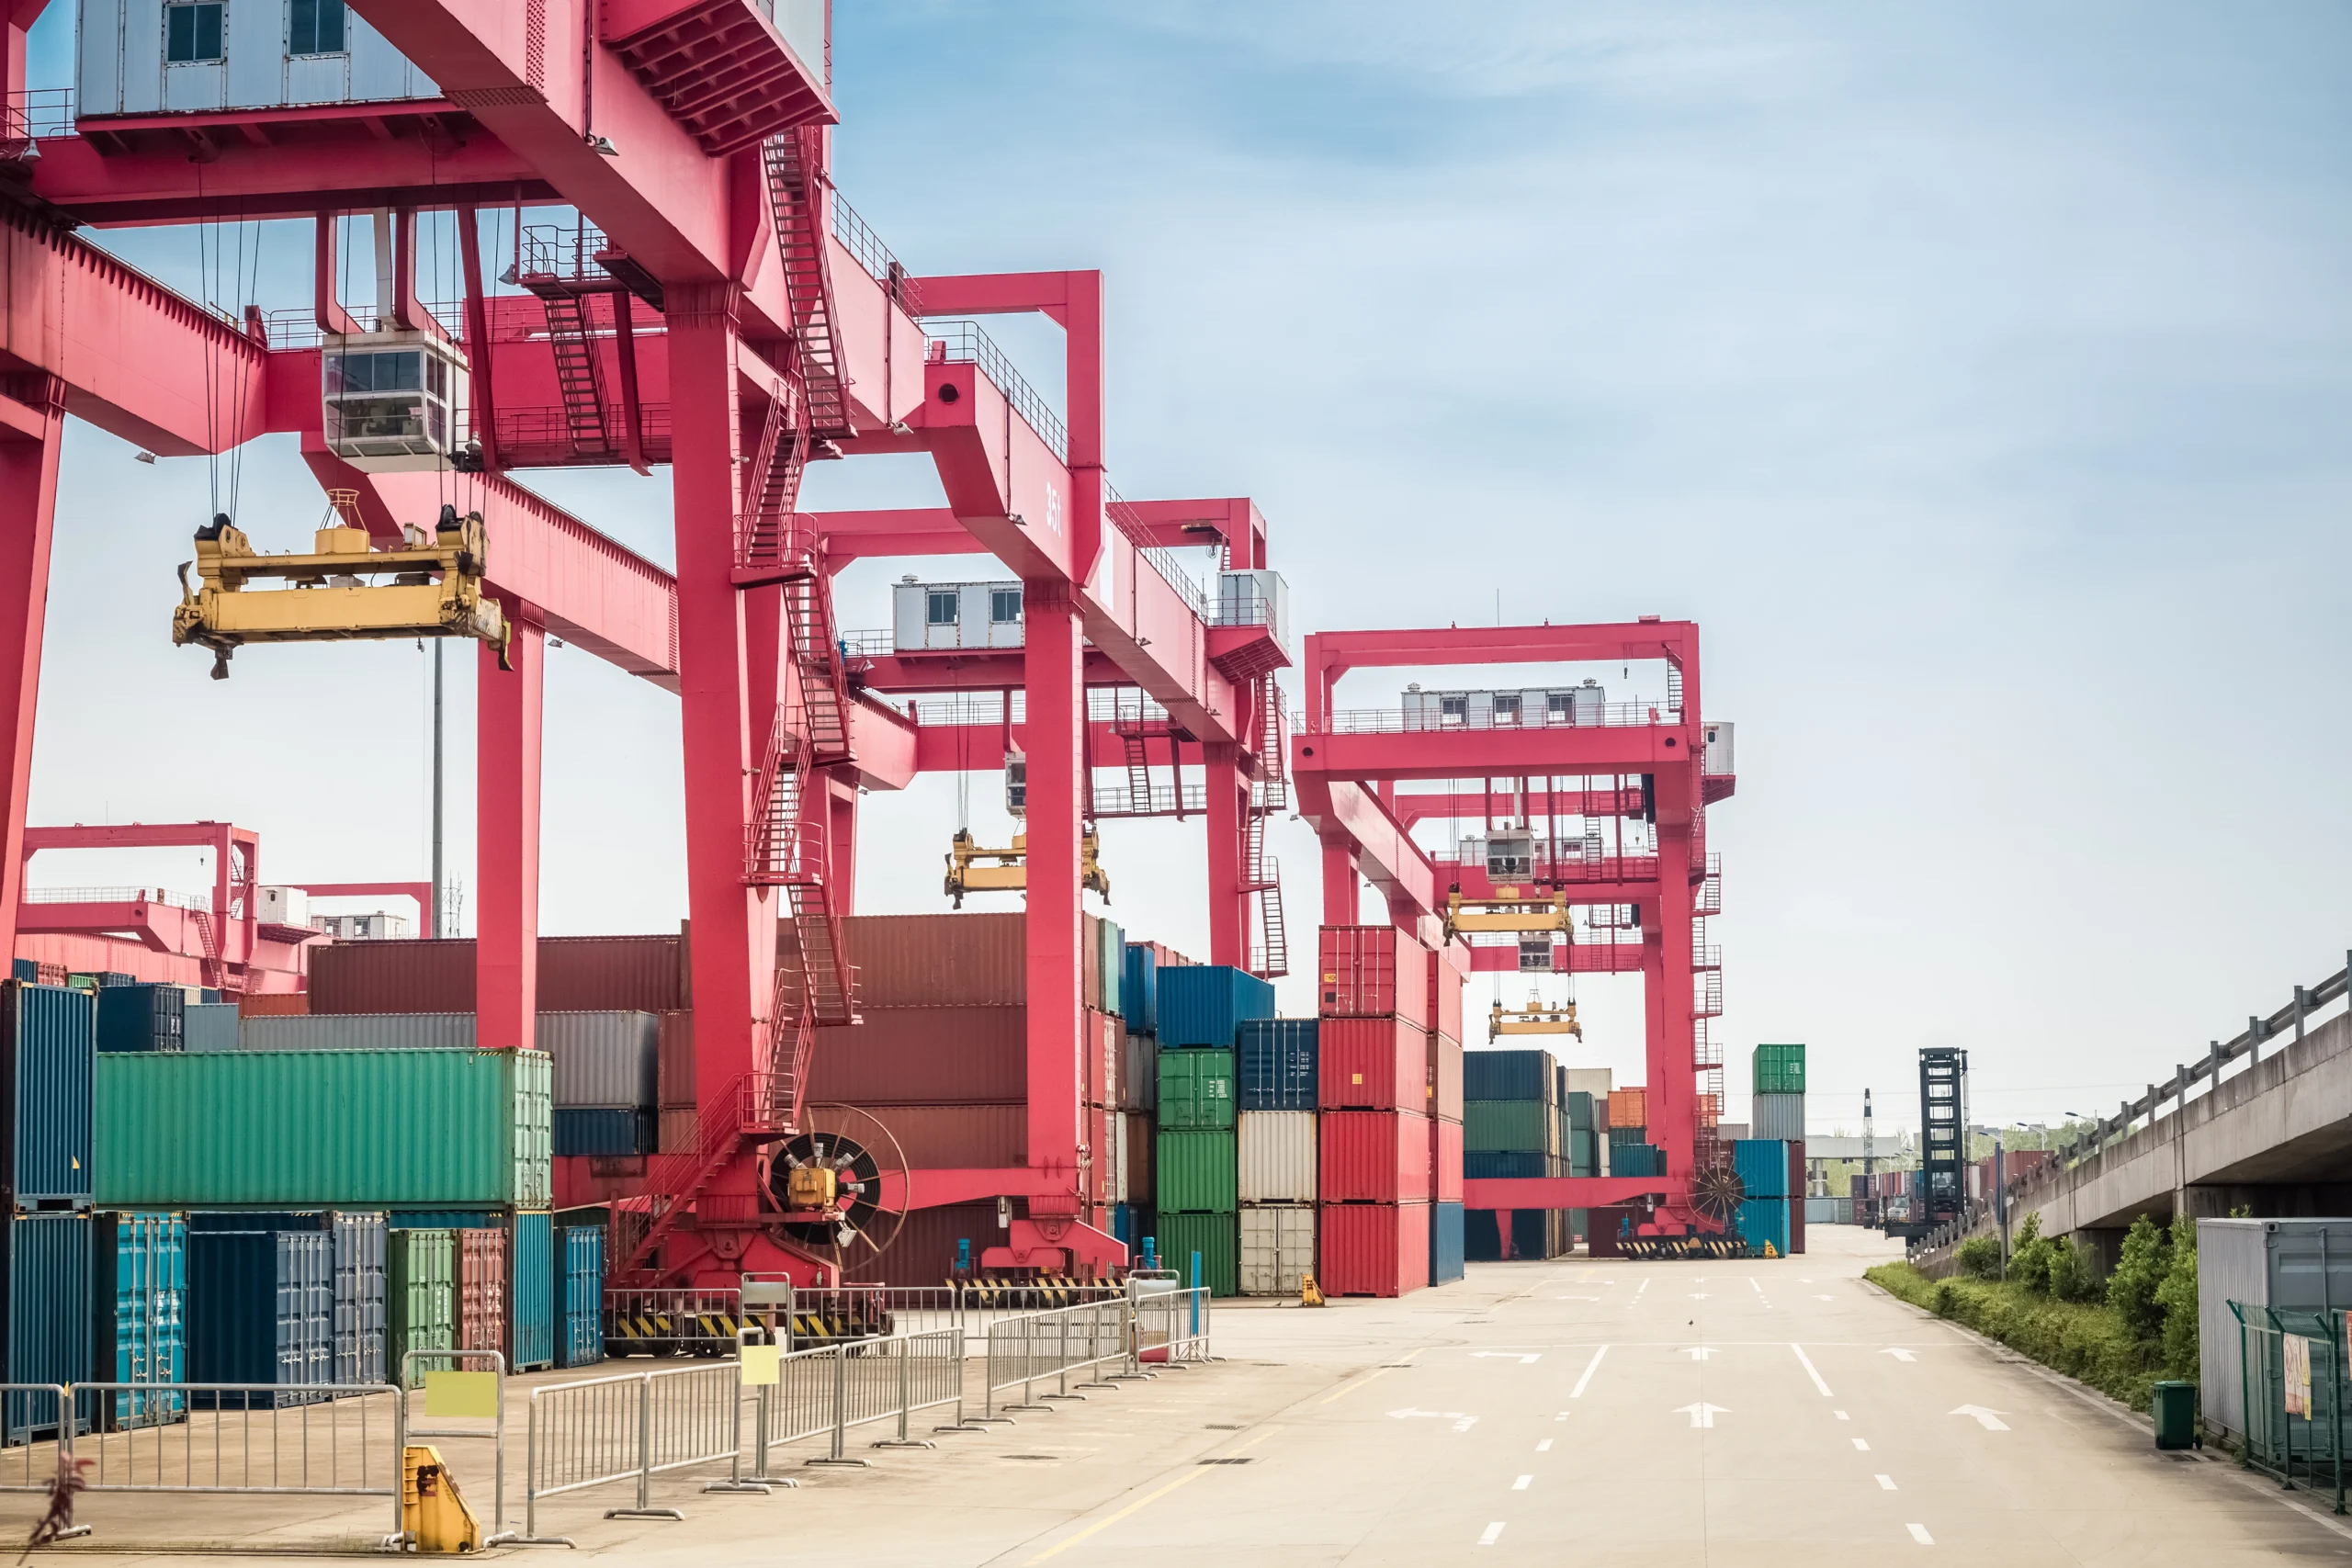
(2233, 1302), (2347, 1512)
(604, 1286), (747, 1358)
(524, 1362), (763, 1543)
(778, 1282), (1129, 1353)
(1309, 702), (1685, 735)
(838, 627), (895, 658)
(1104, 482), (1217, 624)
(1, 88), (74, 150)
(831, 192), (925, 314)
(23, 885), (211, 910)
(979, 1298), (1141, 1419)
(922, 320), (1069, 462)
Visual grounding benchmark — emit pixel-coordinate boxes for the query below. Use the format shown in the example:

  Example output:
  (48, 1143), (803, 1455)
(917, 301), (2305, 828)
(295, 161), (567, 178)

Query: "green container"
(1155, 1130), (1238, 1213)
(1465, 1100), (1554, 1154)
(1563, 1091), (1594, 1133)
(388, 1228), (456, 1388)
(1095, 918), (1123, 1019)
(96, 1050), (552, 1208)
(1753, 1043), (1805, 1096)
(1157, 1048), (1236, 1131)
(2151, 1381), (2197, 1450)
(1153, 1212), (1238, 1298)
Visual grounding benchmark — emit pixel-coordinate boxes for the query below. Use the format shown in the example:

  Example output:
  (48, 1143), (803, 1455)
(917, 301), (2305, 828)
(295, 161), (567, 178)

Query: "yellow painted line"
(1023, 1433), (1272, 1564)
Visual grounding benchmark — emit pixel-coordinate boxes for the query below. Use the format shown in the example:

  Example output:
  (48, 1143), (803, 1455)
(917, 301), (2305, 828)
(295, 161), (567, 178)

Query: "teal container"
(511, 1212), (553, 1371)
(1157, 967), (1275, 1048)
(5, 982), (94, 1206)
(5, 1211), (93, 1441)
(92, 1211), (187, 1429)
(559, 1225), (605, 1368)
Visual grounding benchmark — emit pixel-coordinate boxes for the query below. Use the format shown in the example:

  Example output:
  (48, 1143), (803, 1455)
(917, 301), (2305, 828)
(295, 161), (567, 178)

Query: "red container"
(809, 1006), (1025, 1103)
(1317, 1202), (1431, 1297)
(658, 1010), (695, 1107)
(1427, 948), (1464, 1043)
(1431, 1117), (1464, 1201)
(849, 1104), (1025, 1168)
(239, 991), (310, 1017)
(1316, 927), (1429, 1027)
(1319, 1111), (1432, 1202)
(537, 935), (685, 1012)
(307, 939), (475, 1012)
(1426, 1032), (1463, 1122)
(1124, 1111), (1153, 1204)
(839, 914), (1026, 1008)
(1318, 1018), (1423, 1110)
(458, 1227), (508, 1357)
(1789, 1140), (1807, 1256)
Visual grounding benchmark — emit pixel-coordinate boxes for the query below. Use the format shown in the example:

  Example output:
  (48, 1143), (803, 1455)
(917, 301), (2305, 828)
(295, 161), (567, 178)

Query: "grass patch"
(1866, 1261), (2168, 1411)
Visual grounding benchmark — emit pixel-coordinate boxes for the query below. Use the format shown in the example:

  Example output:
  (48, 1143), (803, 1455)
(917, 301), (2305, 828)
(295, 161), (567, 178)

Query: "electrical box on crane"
(944, 828), (1109, 908)
(321, 330), (470, 471)
(1489, 995), (1581, 1042)
(1444, 886), (1569, 942)
(172, 494), (510, 679)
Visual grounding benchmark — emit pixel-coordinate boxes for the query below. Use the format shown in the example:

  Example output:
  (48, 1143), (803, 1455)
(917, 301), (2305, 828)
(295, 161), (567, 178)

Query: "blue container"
(1121, 944), (1159, 1035)
(1737, 1198), (1791, 1258)
(96, 984), (185, 1054)
(1606, 1124), (1648, 1145)
(332, 1213), (386, 1385)
(92, 1211), (187, 1429)
(1464, 1151), (1548, 1179)
(1611, 1143), (1664, 1179)
(4, 982), (94, 1208)
(1463, 1050), (1552, 1102)
(553, 1109), (650, 1157)
(1430, 1201), (1465, 1284)
(1734, 1140), (1790, 1200)
(4, 1210), (93, 1442)
(187, 1229), (332, 1405)
(183, 1002), (239, 1053)
(512, 1212), (553, 1371)
(1236, 1019), (1317, 1111)
(8, 960), (33, 983)
(558, 1225), (605, 1368)
(1156, 965), (1275, 1048)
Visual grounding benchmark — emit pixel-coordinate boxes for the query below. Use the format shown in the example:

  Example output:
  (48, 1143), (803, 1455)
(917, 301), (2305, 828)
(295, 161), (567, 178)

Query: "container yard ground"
(18, 1225), (2349, 1563)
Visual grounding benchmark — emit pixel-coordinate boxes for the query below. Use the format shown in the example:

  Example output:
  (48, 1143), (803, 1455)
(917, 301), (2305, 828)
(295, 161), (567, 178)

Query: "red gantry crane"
(1291, 619), (1739, 1252)
(0, 3), (1288, 1287)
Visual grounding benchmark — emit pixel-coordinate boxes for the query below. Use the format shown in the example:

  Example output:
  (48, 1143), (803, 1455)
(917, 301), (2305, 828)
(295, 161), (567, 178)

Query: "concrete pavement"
(20, 1224), (2349, 1562)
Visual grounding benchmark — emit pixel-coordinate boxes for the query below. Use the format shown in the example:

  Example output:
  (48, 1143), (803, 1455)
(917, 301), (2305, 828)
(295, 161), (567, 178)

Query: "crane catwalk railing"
(24, 886), (211, 910)
(922, 320), (1068, 461)
(1309, 703), (1688, 735)
(830, 194), (924, 315)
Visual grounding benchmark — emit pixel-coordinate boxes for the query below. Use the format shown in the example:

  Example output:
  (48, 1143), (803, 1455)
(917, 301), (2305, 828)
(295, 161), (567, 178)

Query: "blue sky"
(23, 3), (2352, 1131)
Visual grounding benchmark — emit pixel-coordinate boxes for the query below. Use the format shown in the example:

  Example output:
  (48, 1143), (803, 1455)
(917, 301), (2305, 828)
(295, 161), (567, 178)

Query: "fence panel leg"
(875, 1337), (934, 1450)
(806, 1348), (869, 1468)
(706, 1364), (773, 1493)
(1005, 1319), (1051, 1414)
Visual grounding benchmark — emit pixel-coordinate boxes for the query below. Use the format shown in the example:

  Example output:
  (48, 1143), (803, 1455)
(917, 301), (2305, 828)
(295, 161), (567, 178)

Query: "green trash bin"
(2151, 1380), (2198, 1450)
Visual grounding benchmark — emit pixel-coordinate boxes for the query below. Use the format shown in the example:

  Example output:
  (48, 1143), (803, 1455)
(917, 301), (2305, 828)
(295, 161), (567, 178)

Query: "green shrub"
(2108, 1215), (2171, 1340)
(1867, 1259), (2166, 1409)
(1954, 1234), (2003, 1280)
(2007, 1212), (2055, 1292)
(2156, 1216), (2199, 1378)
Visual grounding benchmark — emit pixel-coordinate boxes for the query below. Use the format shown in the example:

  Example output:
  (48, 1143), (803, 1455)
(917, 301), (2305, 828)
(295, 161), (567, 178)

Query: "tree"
(2007, 1212), (2055, 1292)
(2108, 1215), (2172, 1339)
(2155, 1216), (2199, 1378)
(1954, 1234), (2002, 1280)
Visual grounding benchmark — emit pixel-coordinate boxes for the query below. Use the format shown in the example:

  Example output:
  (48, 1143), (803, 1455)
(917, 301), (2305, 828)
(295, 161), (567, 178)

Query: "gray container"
(2197, 1218), (2352, 1442)
(237, 1011), (658, 1110)
(184, 1003), (240, 1053)
(1751, 1092), (1805, 1142)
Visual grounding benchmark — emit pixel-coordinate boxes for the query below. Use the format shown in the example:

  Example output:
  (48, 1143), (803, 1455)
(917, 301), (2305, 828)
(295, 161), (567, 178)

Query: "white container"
(1703, 720), (1736, 774)
(311, 911), (411, 942)
(1561, 1067), (1613, 1102)
(76, 0), (439, 118)
(1238, 1204), (1317, 1297)
(891, 580), (1023, 651)
(1102, 1112), (1125, 1205)
(1215, 570), (1291, 655)
(1237, 1111), (1317, 1203)
(242, 1011), (474, 1053)
(256, 886), (309, 927)
(1751, 1092), (1805, 1142)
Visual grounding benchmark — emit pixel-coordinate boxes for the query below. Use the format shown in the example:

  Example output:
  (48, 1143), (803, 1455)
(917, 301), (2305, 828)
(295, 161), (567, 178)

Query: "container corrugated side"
(1429, 1201), (1464, 1284)
(1432, 1118), (1464, 1201)
(1317, 1201), (1430, 1297)
(1156, 1048), (1235, 1131)
(241, 1013), (478, 1052)
(1315, 927), (1429, 1026)
(1734, 1140), (1790, 1199)
(509, 1212), (553, 1371)
(811, 1006), (1026, 1102)
(1157, 967), (1276, 1049)
(1119, 1032), (1158, 1113)
(1236, 1111), (1316, 1203)
(1752, 1043), (1806, 1096)
(307, 940), (476, 1014)
(1317, 1018), (1422, 1111)
(1428, 1032), (1463, 1122)
(554, 1109), (651, 1157)
(183, 1002), (239, 1053)
(388, 1229), (455, 1388)
(1155, 1130), (1238, 1213)
(536, 936), (684, 1013)
(3, 1211), (93, 1439)
(95, 984), (185, 1054)
(186, 1229), (329, 1407)
(1751, 1092), (1804, 1142)
(1123, 1112), (1153, 1204)
(1319, 1111), (1432, 1203)
(558, 1224), (604, 1368)
(457, 1228), (507, 1358)
(838, 914), (1026, 1007)
(95, 1050), (552, 1209)
(2197, 1218), (2272, 1439)
(93, 1211), (186, 1429)
(537, 1012), (660, 1108)
(1121, 943), (1158, 1034)
(1737, 1198), (1790, 1258)
(1464, 1100), (1552, 1154)
(1606, 1088), (1648, 1128)
(332, 1212), (387, 1385)
(1153, 1213), (1238, 1297)
(1238, 1205), (1315, 1296)
(1463, 1048), (1553, 1103)
(1427, 947), (1464, 1043)
(5, 982), (94, 1206)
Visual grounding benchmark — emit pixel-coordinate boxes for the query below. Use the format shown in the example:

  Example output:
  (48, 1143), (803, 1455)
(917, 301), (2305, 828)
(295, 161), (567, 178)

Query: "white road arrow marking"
(1683, 1347), (1719, 1360)
(1880, 1348), (1918, 1363)
(1674, 1403), (1730, 1428)
(1951, 1404), (2009, 1430)
(1472, 1352), (1542, 1364)
(1388, 1407), (1480, 1432)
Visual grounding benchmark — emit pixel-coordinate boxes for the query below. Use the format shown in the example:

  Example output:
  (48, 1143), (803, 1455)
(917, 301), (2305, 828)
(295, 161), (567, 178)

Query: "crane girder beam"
(1394, 787), (1648, 825)
(1294, 775), (1437, 924)
(1295, 726), (1697, 786)
(1464, 942), (1647, 975)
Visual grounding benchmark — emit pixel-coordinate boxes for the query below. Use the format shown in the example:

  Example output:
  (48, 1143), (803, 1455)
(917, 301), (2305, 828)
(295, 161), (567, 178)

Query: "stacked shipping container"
(1427, 947), (1465, 1284)
(1155, 965), (1266, 1297)
(4, 983), (96, 1442)
(1751, 1043), (1806, 1256)
(1316, 928), (1431, 1297)
(1237, 1018), (1316, 1295)
(1464, 1047), (1565, 1261)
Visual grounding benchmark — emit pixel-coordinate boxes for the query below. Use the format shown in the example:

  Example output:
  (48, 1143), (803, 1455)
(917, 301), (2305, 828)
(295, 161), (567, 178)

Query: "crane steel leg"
(476, 607), (544, 1048)
(1204, 744), (1248, 967)
(1321, 841), (1359, 925)
(0, 379), (62, 967)
(1020, 581), (1084, 1203)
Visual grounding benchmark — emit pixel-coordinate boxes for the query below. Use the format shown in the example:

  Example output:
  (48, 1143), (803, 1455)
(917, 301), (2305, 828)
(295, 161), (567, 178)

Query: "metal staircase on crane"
(734, 378), (814, 580)
(763, 126), (854, 443)
(1244, 672), (1290, 978)
(523, 288), (616, 460)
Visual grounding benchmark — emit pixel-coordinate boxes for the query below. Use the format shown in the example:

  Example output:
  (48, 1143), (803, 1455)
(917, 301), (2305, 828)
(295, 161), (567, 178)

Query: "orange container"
(1607, 1088), (1648, 1130)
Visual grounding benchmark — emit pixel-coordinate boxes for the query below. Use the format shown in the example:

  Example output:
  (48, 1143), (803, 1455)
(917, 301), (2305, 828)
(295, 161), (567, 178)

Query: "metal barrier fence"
(746, 1329), (967, 1473)
(776, 1282), (1128, 1352)
(980, 1299), (1138, 1419)
(2233, 1301), (2349, 1512)
(1135, 1287), (1216, 1369)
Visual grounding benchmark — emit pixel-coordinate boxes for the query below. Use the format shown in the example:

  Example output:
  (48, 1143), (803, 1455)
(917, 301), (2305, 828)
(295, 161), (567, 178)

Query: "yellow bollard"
(1299, 1272), (1327, 1308)
(401, 1445), (481, 1553)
